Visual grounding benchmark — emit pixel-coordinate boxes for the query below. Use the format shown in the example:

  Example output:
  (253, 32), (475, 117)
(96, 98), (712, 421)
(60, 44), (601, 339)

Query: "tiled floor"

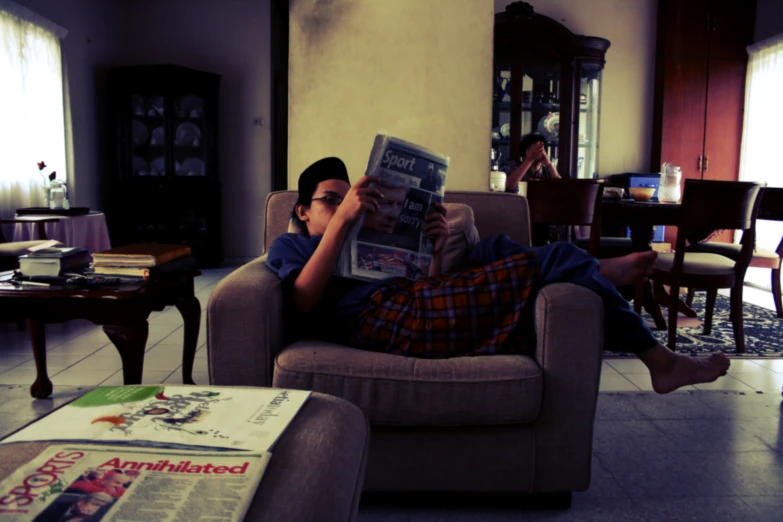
(0, 270), (782, 521)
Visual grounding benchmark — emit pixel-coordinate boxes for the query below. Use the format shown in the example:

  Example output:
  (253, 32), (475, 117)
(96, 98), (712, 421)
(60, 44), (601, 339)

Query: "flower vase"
(40, 183), (50, 208)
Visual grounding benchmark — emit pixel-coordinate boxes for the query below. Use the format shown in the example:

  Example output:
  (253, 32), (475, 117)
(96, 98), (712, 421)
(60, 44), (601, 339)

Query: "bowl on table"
(628, 187), (656, 202)
(603, 187), (624, 200)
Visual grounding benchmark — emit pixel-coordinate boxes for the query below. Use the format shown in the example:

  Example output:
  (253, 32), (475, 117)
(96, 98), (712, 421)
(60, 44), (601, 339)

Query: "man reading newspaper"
(334, 134), (450, 282)
(268, 143), (732, 392)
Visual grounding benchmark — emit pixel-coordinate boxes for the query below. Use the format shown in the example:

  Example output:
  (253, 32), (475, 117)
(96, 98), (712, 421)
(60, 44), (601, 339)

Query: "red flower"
(37, 161), (47, 171)
(49, 172), (56, 181)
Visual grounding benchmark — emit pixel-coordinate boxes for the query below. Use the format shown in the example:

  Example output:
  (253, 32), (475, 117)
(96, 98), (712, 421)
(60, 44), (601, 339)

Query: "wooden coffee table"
(0, 272), (201, 398)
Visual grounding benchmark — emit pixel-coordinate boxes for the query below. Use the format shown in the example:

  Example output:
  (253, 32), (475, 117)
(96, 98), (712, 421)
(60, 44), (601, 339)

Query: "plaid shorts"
(354, 251), (540, 358)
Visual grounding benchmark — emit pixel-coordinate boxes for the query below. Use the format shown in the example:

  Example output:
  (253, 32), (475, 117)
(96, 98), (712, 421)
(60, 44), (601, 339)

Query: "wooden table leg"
(27, 319), (53, 399)
(175, 296), (201, 385)
(103, 322), (149, 385)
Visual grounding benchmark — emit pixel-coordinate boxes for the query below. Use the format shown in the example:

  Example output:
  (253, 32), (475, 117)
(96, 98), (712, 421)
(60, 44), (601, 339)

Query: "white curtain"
(0, 0), (67, 218)
(738, 33), (783, 290)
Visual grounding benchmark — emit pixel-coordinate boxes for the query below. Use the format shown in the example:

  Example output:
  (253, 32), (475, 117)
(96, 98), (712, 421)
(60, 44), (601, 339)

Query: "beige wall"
(289, 0), (494, 191)
(495, 0), (658, 176)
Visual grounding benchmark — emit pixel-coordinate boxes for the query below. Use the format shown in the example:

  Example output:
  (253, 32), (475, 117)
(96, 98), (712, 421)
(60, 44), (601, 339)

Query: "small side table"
(0, 272), (201, 399)
(12, 211), (111, 254)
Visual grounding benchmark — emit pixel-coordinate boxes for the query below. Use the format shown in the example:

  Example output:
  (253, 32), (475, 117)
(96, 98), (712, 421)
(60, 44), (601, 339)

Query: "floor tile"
(593, 420), (680, 456)
(692, 375), (757, 392)
(726, 359), (775, 374)
(730, 372), (783, 392)
(51, 368), (116, 386)
(634, 497), (758, 522)
(356, 506), (408, 522)
(622, 373), (697, 393)
(752, 359), (783, 373)
(600, 363), (619, 376)
(652, 418), (770, 452)
(603, 359), (649, 374)
(696, 450), (783, 496)
(631, 391), (727, 420)
(0, 368), (52, 385)
(598, 375), (640, 392)
(0, 354), (33, 370)
(593, 394), (648, 421)
(528, 498), (654, 521)
(597, 450), (731, 498)
(740, 496), (783, 521)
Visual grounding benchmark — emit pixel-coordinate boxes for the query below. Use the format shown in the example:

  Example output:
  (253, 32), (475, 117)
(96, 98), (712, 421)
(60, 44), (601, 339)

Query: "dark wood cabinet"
(107, 65), (222, 268)
(652, 0), (756, 244)
(652, 0), (756, 183)
(493, 2), (610, 179)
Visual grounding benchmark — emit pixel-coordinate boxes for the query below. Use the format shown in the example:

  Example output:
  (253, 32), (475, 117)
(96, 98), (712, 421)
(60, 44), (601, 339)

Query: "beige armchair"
(207, 190), (604, 507)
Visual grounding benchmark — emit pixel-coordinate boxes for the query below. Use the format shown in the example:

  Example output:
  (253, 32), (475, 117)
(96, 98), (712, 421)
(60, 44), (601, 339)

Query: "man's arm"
(424, 203), (449, 277)
(291, 176), (382, 313)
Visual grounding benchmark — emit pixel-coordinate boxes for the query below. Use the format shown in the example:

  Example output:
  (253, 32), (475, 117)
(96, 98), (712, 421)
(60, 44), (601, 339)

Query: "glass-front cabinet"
(492, 2), (609, 179)
(108, 65), (222, 267)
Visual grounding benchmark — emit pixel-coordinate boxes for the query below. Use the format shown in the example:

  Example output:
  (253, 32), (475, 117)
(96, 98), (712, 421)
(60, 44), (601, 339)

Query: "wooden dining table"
(600, 198), (688, 330)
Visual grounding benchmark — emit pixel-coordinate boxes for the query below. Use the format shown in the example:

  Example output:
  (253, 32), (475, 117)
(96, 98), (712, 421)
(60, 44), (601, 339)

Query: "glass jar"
(659, 166), (682, 203)
(49, 180), (67, 209)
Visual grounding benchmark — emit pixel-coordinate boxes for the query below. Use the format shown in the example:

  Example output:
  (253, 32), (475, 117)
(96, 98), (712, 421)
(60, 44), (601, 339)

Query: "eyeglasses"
(311, 195), (343, 206)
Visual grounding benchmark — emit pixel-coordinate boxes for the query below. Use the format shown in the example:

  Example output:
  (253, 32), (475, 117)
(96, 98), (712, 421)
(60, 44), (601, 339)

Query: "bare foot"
(648, 353), (730, 394)
(599, 251), (658, 287)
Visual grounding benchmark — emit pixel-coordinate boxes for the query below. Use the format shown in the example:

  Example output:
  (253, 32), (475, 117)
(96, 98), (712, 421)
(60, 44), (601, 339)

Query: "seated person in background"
(503, 132), (560, 193)
(269, 157), (730, 395)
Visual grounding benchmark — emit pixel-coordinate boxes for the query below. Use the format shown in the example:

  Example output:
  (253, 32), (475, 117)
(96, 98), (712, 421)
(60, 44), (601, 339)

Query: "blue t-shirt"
(266, 234), (392, 338)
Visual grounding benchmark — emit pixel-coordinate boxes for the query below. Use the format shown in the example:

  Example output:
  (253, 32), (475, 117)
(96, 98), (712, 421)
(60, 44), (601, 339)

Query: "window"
(739, 33), (783, 290)
(0, 0), (67, 213)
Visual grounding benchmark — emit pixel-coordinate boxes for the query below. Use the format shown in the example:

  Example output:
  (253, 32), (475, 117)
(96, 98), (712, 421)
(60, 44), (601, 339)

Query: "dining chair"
(525, 178), (604, 256)
(637, 180), (765, 352)
(0, 217), (61, 271)
(685, 186), (783, 319)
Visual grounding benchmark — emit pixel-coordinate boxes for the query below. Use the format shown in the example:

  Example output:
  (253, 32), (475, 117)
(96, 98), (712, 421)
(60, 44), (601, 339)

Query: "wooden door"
(661, 0), (711, 59)
(703, 59), (746, 183)
(660, 57), (709, 182)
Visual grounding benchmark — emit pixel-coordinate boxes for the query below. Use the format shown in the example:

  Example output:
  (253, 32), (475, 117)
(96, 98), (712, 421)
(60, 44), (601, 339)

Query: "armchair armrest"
(207, 256), (284, 387)
(532, 282), (604, 493)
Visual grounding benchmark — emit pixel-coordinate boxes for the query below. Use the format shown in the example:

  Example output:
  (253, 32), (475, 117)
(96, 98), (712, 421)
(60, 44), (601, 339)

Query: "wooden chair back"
(525, 178), (604, 254)
(672, 180), (765, 280)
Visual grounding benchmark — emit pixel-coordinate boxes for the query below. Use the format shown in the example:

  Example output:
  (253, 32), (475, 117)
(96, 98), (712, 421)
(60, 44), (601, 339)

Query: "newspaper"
(337, 134), (450, 282)
(0, 444), (268, 521)
(1, 386), (311, 452)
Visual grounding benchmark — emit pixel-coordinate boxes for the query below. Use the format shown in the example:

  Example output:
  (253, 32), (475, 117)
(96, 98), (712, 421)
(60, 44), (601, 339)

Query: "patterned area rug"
(609, 293), (783, 357)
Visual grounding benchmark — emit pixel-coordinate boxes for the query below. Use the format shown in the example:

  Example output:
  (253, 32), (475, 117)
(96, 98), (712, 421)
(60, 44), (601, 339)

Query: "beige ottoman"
(0, 392), (369, 522)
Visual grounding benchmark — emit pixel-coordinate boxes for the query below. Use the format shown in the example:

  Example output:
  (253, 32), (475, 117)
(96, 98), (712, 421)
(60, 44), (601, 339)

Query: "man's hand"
(424, 202), (449, 254)
(332, 175), (383, 228)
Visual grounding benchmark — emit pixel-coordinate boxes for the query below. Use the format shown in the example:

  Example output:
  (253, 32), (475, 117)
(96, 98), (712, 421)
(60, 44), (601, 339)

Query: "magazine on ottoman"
(0, 385), (311, 521)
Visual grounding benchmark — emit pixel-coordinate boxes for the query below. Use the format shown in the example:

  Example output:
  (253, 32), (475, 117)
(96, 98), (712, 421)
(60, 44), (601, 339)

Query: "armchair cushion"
(655, 252), (736, 276)
(273, 342), (542, 426)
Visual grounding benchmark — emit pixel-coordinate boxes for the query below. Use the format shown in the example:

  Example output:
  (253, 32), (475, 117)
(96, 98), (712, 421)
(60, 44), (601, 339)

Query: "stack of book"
(18, 245), (91, 277)
(91, 244), (196, 278)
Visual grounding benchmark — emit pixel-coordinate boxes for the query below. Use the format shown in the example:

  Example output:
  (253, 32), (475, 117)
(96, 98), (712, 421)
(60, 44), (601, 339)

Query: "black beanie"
(297, 157), (350, 206)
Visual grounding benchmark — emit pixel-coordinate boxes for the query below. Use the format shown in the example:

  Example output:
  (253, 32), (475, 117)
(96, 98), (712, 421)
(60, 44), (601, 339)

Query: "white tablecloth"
(12, 212), (112, 254)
